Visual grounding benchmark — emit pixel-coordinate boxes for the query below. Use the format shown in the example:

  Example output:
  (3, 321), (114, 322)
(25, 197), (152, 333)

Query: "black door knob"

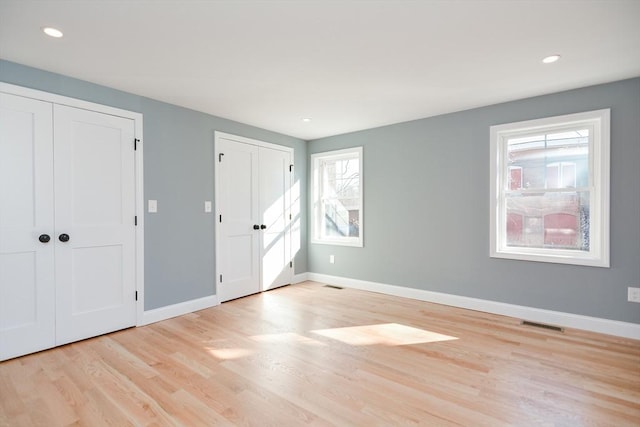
(59, 233), (70, 242)
(38, 234), (50, 243)
(253, 224), (260, 230)
(260, 224), (267, 230)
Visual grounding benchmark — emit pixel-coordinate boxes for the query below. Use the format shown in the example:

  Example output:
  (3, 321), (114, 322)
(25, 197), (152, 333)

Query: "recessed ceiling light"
(42, 27), (63, 38)
(302, 117), (312, 123)
(542, 54), (561, 64)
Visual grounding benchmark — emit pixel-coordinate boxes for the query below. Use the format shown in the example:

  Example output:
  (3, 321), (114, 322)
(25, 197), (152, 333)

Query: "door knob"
(58, 233), (70, 242)
(253, 224), (260, 230)
(260, 224), (266, 230)
(38, 234), (51, 243)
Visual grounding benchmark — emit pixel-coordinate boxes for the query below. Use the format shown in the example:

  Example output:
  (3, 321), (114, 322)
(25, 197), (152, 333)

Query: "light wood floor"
(1, 281), (639, 426)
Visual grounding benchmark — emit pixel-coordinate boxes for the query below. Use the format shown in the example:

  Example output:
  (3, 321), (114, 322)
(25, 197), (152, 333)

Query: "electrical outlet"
(329, 255), (335, 264)
(628, 287), (640, 303)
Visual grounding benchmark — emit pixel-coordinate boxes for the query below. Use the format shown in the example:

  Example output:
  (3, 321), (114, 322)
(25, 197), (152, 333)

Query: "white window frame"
(490, 109), (610, 267)
(311, 147), (363, 247)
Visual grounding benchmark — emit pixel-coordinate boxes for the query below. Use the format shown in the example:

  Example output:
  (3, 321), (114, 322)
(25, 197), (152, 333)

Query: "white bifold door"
(0, 93), (55, 360)
(0, 92), (137, 361)
(215, 133), (293, 302)
(53, 105), (137, 345)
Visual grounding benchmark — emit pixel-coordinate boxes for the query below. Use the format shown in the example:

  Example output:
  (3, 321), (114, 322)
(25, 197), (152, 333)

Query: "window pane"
(562, 163), (576, 188)
(546, 164), (560, 189)
(506, 191), (590, 251)
(509, 167), (522, 190)
(321, 156), (360, 238)
(507, 129), (589, 190)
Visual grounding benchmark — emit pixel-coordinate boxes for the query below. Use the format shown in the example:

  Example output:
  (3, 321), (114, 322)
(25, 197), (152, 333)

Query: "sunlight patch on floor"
(311, 323), (458, 346)
(206, 347), (254, 360)
(250, 332), (326, 346)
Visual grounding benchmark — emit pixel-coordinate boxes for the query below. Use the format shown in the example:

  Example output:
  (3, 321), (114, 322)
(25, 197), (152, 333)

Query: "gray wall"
(3, 59), (638, 324)
(308, 78), (640, 324)
(0, 59), (308, 310)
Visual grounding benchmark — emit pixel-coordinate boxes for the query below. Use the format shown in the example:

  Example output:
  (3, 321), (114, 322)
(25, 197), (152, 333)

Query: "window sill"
(490, 248), (609, 268)
(311, 238), (363, 248)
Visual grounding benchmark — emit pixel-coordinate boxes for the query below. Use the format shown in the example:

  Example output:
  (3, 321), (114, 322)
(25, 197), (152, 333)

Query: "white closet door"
(53, 105), (136, 345)
(217, 138), (261, 302)
(216, 133), (293, 302)
(0, 94), (55, 361)
(259, 147), (292, 290)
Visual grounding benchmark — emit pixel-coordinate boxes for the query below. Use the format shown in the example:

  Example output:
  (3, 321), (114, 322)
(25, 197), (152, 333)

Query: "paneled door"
(0, 89), (139, 361)
(216, 137), (261, 302)
(0, 93), (56, 361)
(259, 147), (292, 291)
(53, 105), (137, 345)
(215, 132), (293, 302)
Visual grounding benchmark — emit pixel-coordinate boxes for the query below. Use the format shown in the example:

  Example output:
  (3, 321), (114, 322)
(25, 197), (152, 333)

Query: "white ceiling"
(1, 0), (639, 140)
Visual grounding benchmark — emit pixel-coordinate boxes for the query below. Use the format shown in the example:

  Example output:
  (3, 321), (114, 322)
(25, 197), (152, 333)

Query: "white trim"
(0, 82), (142, 122)
(134, 115), (145, 326)
(0, 82), (146, 328)
(306, 273), (640, 340)
(292, 273), (309, 284)
(214, 131), (293, 153)
(310, 146), (364, 247)
(140, 295), (219, 326)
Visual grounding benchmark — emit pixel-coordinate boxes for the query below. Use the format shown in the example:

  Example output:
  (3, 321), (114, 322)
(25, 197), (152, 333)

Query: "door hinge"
(134, 138), (139, 150)
(289, 261), (293, 268)
(134, 215), (137, 226)
(219, 274), (223, 283)
(289, 213), (292, 220)
(289, 164), (294, 172)
(219, 153), (224, 162)
(135, 291), (138, 301)
(219, 214), (222, 223)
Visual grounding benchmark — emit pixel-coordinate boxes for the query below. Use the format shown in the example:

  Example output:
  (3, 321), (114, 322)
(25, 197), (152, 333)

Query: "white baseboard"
(139, 295), (219, 326)
(292, 273), (309, 284)
(138, 273), (309, 327)
(306, 273), (640, 340)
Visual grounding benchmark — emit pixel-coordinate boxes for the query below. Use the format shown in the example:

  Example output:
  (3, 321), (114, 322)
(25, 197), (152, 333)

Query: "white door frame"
(0, 83), (145, 325)
(214, 131), (294, 300)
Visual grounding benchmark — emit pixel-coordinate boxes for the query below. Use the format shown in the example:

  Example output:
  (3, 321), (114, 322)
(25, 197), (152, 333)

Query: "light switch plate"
(204, 201), (212, 213)
(148, 199), (157, 213)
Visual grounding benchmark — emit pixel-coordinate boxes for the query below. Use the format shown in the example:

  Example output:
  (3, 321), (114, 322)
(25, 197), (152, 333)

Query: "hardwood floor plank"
(0, 370), (23, 423)
(1, 281), (639, 426)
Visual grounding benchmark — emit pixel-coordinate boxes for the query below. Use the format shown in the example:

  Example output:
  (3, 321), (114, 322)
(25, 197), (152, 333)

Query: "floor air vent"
(324, 285), (344, 290)
(521, 320), (564, 332)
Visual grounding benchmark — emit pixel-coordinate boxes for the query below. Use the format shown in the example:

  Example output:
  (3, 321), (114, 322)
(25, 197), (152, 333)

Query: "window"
(490, 109), (610, 267)
(311, 147), (363, 247)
